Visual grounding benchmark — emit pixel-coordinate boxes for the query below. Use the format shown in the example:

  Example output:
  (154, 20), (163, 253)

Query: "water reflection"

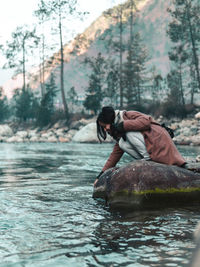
(89, 207), (199, 266)
(0, 143), (199, 266)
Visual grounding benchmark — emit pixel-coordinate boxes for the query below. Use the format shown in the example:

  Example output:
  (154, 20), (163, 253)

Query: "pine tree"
(150, 66), (163, 103)
(37, 73), (57, 126)
(167, 0), (200, 96)
(104, 60), (120, 107)
(163, 70), (187, 118)
(123, 32), (148, 109)
(34, 0), (51, 97)
(0, 87), (10, 122)
(83, 53), (106, 114)
(13, 87), (39, 121)
(34, 0), (86, 119)
(168, 45), (188, 105)
(103, 2), (126, 108)
(4, 26), (39, 91)
(68, 86), (78, 113)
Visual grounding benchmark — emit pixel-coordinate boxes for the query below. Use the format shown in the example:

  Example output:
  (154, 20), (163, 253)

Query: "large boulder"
(72, 122), (98, 143)
(72, 122), (113, 143)
(93, 161), (200, 209)
(196, 155), (200, 162)
(0, 124), (13, 137)
(195, 112), (200, 119)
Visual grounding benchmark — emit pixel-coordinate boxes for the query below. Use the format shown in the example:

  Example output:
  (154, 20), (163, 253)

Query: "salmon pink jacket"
(102, 110), (186, 172)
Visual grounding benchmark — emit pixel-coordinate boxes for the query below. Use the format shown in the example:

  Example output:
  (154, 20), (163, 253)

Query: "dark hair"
(96, 106), (115, 142)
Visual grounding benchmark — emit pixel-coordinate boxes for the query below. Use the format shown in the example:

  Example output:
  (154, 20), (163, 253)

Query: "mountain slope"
(3, 0), (173, 101)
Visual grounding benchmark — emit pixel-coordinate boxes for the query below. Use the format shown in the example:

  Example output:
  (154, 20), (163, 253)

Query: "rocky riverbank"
(157, 113), (200, 146)
(0, 118), (95, 143)
(0, 113), (199, 146)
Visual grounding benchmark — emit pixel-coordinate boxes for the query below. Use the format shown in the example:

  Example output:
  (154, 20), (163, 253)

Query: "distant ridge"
(2, 0), (172, 101)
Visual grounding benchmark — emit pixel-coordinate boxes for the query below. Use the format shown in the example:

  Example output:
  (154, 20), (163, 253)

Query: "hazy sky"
(0, 0), (126, 86)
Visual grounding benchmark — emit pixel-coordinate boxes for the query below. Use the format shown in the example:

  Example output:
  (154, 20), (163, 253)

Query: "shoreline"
(0, 116), (199, 146)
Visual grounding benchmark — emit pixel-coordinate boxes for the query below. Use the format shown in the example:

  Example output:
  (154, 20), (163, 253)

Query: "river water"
(0, 142), (200, 267)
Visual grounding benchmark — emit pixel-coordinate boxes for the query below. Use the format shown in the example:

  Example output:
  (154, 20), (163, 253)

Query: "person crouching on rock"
(94, 106), (186, 185)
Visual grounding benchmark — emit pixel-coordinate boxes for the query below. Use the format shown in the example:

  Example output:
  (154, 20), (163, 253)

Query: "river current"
(0, 142), (200, 267)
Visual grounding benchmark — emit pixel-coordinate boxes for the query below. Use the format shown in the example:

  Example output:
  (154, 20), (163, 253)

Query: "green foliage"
(143, 101), (163, 117)
(161, 70), (186, 118)
(51, 109), (66, 124)
(168, 44), (189, 105)
(34, 0), (53, 97)
(35, 0), (86, 118)
(104, 60), (120, 107)
(162, 101), (187, 118)
(167, 0), (200, 96)
(167, 70), (182, 104)
(37, 73), (57, 127)
(4, 25), (39, 90)
(68, 86), (78, 113)
(83, 53), (106, 114)
(84, 94), (101, 115)
(0, 88), (10, 122)
(13, 88), (39, 121)
(123, 32), (148, 108)
(34, 0), (51, 20)
(149, 67), (164, 102)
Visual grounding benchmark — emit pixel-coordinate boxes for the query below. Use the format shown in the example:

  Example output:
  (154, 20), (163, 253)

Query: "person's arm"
(94, 143), (124, 186)
(123, 112), (152, 131)
(102, 143), (124, 172)
(113, 112), (152, 133)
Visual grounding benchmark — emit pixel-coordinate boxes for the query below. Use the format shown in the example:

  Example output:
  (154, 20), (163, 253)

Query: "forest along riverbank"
(0, 113), (199, 147)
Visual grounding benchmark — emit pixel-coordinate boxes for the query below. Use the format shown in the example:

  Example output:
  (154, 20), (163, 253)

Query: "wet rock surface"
(93, 160), (200, 209)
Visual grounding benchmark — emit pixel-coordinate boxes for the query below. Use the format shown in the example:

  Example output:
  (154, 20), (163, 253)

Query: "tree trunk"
(59, 9), (68, 118)
(42, 32), (45, 96)
(130, 0), (133, 46)
(39, 47), (45, 97)
(119, 9), (123, 108)
(129, 0), (134, 105)
(22, 40), (26, 90)
(190, 64), (195, 104)
(137, 75), (141, 105)
(185, 0), (200, 91)
(179, 62), (185, 106)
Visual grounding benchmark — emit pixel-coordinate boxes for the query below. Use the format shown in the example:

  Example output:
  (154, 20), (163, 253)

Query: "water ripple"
(0, 143), (199, 266)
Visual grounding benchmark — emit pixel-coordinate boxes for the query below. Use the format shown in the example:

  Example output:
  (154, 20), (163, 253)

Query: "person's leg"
(119, 131), (150, 160)
(126, 132), (150, 160)
(119, 137), (142, 159)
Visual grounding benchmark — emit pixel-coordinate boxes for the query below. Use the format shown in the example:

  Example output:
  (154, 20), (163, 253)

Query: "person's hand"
(94, 171), (104, 187)
(94, 179), (98, 187)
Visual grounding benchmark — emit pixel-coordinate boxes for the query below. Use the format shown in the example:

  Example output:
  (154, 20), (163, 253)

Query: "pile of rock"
(0, 118), (96, 143)
(0, 112), (199, 146)
(169, 118), (200, 146)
